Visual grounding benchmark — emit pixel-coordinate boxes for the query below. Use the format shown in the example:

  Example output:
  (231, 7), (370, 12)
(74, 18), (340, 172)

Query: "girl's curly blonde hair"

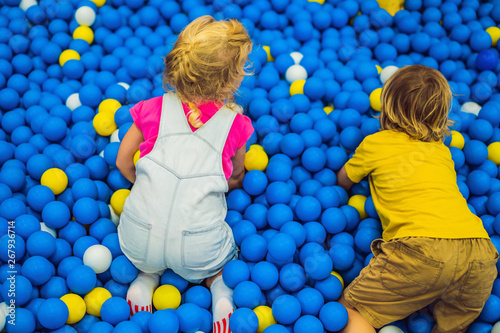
(163, 15), (253, 128)
(380, 65), (453, 142)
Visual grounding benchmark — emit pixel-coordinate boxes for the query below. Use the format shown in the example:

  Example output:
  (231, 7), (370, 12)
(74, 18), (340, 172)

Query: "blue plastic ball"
(241, 234), (268, 262)
(22, 255), (54, 286)
(66, 264), (97, 294)
(296, 287), (324, 316)
(266, 181), (292, 205)
(5, 307), (36, 333)
(470, 30), (493, 52)
(272, 294), (301, 325)
(100, 296), (130, 326)
(72, 197), (100, 224)
(26, 230), (56, 258)
(222, 260), (250, 289)
(464, 140), (488, 165)
(110, 254), (138, 284)
(294, 315), (324, 333)
(303, 77), (325, 101)
(319, 302), (348, 332)
(1, 274), (32, 306)
(301, 147), (326, 173)
(229, 308), (259, 333)
(233, 280), (262, 309)
(267, 232), (296, 261)
(279, 263), (306, 292)
(251, 261), (279, 290)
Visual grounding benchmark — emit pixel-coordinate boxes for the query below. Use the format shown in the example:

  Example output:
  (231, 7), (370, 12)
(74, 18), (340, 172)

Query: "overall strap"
(196, 106), (237, 154)
(158, 93), (192, 137)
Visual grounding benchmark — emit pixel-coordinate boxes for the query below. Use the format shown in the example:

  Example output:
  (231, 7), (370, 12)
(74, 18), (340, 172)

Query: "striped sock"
(126, 272), (160, 316)
(211, 275), (234, 333)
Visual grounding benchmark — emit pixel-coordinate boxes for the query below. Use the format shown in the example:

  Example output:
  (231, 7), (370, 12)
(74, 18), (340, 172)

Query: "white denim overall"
(118, 93), (237, 283)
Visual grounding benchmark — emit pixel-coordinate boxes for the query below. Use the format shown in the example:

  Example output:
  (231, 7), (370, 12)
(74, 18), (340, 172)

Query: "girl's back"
(119, 93), (236, 281)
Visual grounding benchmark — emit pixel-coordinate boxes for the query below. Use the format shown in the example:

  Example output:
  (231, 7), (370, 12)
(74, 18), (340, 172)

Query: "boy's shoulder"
(362, 130), (399, 143)
(368, 130), (410, 140)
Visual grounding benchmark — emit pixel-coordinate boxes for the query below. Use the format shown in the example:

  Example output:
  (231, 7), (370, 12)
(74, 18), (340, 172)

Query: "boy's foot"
(126, 272), (160, 316)
(211, 275), (234, 333)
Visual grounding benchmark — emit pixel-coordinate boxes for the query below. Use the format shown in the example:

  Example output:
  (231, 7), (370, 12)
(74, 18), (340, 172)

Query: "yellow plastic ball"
(110, 189), (130, 215)
(308, 0), (325, 4)
(370, 88), (382, 112)
(98, 99), (122, 114)
(84, 287), (112, 317)
(244, 145), (269, 172)
(93, 112), (117, 136)
(331, 271), (344, 289)
(253, 306), (277, 333)
(133, 150), (141, 165)
(90, 0), (106, 7)
(290, 79), (305, 96)
(73, 26), (94, 44)
(348, 195), (367, 220)
(375, 64), (382, 74)
(262, 45), (274, 62)
(376, 0), (404, 16)
(449, 130), (465, 150)
(41, 168), (68, 195)
(488, 142), (500, 166)
(323, 106), (334, 115)
(486, 27), (500, 47)
(59, 49), (80, 67)
(61, 294), (86, 324)
(153, 285), (181, 310)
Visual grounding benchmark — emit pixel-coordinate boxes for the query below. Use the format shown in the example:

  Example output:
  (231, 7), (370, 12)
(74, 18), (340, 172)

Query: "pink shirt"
(130, 96), (254, 180)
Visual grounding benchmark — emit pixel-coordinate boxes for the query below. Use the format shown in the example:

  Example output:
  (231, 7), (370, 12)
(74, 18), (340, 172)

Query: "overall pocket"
(458, 254), (499, 309)
(118, 210), (151, 261)
(181, 222), (224, 269)
(380, 240), (444, 297)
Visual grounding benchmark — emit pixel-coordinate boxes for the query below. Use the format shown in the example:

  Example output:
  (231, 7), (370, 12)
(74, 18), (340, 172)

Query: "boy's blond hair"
(163, 15), (253, 128)
(380, 65), (453, 142)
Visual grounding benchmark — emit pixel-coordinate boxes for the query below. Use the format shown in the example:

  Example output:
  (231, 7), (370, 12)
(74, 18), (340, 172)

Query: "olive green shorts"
(343, 237), (499, 333)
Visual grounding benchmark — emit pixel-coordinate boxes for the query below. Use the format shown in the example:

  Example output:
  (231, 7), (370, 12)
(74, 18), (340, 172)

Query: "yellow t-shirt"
(345, 130), (489, 241)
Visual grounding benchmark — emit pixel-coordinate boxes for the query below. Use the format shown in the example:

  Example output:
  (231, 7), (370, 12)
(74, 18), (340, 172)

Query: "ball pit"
(0, 0), (499, 332)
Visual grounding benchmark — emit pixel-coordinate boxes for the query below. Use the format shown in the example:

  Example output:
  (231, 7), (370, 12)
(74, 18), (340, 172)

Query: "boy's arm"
(228, 147), (246, 192)
(337, 165), (355, 192)
(116, 123), (144, 184)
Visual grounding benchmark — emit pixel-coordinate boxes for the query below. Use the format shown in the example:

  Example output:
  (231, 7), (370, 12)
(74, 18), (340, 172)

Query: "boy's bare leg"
(339, 294), (376, 333)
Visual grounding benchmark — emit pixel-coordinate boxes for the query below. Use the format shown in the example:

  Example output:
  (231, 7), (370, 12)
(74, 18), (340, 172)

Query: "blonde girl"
(116, 15), (253, 332)
(337, 65), (498, 333)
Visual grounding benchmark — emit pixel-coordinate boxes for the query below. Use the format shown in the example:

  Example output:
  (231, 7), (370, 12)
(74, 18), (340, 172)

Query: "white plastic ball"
(285, 64), (308, 83)
(379, 326), (404, 333)
(290, 52), (304, 65)
(75, 6), (96, 26)
(0, 302), (7, 331)
(117, 82), (130, 90)
(380, 66), (399, 84)
(461, 101), (481, 116)
(66, 93), (82, 111)
(108, 204), (120, 226)
(83, 245), (113, 274)
(40, 223), (57, 238)
(492, 322), (500, 333)
(110, 129), (120, 143)
(20, 0), (37, 11)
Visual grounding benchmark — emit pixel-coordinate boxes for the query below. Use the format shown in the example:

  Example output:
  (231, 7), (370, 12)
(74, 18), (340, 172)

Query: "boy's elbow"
(337, 166), (355, 191)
